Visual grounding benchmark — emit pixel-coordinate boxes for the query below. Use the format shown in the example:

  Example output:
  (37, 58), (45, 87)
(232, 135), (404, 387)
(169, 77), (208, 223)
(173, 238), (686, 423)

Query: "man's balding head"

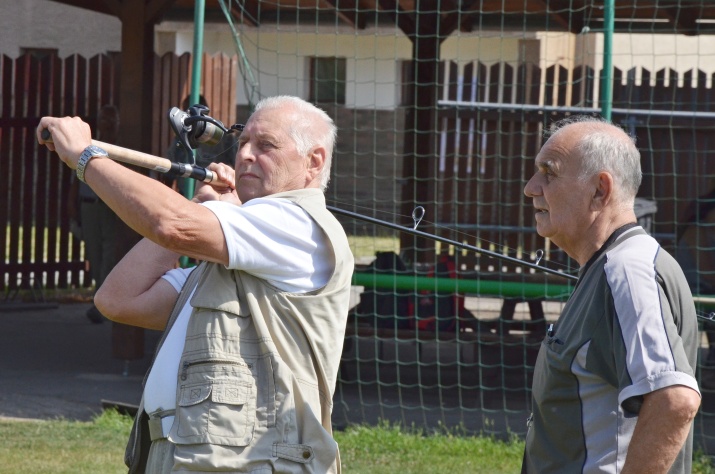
(548, 116), (642, 208)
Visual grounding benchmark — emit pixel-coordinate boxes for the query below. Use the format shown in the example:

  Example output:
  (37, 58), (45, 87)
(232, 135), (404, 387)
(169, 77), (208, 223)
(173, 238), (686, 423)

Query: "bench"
(339, 255), (577, 404)
(350, 266), (573, 336)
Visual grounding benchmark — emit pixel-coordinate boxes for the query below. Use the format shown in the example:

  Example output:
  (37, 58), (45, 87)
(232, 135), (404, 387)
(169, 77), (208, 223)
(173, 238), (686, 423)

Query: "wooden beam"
(398, 7), (445, 260)
(439, 0), (479, 40)
(534, 0), (579, 33)
(662, 7), (698, 36)
(119, 0), (155, 152)
(146, 0), (180, 24)
(376, 0), (414, 37)
(322, 0), (367, 29)
(99, 0), (122, 17)
(230, 2), (260, 27)
(112, 0), (159, 362)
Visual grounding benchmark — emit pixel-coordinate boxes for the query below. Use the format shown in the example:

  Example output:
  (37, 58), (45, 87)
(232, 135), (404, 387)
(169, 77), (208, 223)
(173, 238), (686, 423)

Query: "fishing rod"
(41, 106), (575, 280)
(327, 206), (578, 281)
(40, 105), (715, 323)
(330, 206), (715, 322)
(40, 104), (244, 185)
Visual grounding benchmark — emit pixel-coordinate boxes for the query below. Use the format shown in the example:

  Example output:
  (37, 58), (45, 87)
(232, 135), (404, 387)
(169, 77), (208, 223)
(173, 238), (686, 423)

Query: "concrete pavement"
(0, 302), (159, 421)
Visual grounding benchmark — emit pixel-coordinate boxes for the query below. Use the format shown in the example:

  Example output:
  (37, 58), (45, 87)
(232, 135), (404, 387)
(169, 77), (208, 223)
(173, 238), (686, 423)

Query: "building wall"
(541, 31), (715, 86)
(6, 1), (715, 106)
(0, 0), (120, 58)
(159, 24), (529, 108)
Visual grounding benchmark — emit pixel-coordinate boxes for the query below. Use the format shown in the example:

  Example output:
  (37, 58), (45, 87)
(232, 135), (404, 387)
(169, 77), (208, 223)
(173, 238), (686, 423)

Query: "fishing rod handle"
(40, 129), (218, 184)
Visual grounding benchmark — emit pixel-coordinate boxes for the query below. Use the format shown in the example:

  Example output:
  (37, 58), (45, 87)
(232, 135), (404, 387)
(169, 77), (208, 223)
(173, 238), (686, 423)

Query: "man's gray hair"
(548, 115), (642, 205)
(253, 96), (337, 191)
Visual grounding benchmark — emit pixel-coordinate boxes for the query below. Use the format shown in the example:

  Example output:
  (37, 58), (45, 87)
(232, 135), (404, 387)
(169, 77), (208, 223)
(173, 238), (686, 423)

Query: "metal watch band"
(76, 145), (108, 183)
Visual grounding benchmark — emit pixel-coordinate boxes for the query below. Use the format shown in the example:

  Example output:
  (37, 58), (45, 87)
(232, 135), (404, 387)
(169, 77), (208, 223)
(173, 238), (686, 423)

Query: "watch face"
(88, 145), (108, 156)
(77, 145), (107, 182)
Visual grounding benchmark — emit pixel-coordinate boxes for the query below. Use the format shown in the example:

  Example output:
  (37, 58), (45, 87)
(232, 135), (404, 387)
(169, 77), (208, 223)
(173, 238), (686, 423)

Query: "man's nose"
(238, 143), (255, 163)
(524, 174), (538, 197)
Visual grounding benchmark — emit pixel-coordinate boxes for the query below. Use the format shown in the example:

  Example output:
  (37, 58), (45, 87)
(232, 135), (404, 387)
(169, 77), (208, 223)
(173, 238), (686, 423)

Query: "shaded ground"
(0, 302), (156, 421)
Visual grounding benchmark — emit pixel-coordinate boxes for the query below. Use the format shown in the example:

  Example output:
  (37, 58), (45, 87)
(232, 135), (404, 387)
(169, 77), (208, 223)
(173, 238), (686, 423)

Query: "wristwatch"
(76, 145), (108, 183)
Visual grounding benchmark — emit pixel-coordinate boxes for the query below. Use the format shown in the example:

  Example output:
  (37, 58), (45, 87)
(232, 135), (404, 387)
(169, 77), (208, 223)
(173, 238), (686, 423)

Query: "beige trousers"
(145, 439), (174, 473)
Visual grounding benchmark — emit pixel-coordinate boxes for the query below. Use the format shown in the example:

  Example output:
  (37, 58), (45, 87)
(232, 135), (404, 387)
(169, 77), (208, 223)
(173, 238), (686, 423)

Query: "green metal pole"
(180, 0), (205, 268)
(352, 272), (574, 300)
(185, 0), (205, 201)
(600, 0), (615, 120)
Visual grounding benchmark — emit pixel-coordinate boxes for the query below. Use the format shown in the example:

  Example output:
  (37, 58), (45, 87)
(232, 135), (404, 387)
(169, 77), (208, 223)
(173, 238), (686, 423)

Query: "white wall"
(156, 24), (533, 109)
(612, 33), (715, 87)
(0, 0), (120, 58)
(540, 31), (715, 86)
(8, 2), (715, 108)
(442, 32), (524, 65)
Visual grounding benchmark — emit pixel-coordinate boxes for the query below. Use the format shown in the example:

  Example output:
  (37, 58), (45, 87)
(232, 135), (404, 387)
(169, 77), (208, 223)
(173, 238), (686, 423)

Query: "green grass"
(1, 412), (712, 473)
(696, 452), (715, 474)
(335, 421), (524, 473)
(0, 410), (131, 474)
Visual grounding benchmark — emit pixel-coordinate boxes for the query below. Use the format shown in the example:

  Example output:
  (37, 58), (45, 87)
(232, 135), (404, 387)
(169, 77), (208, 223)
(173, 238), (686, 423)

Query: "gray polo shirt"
(523, 225), (700, 474)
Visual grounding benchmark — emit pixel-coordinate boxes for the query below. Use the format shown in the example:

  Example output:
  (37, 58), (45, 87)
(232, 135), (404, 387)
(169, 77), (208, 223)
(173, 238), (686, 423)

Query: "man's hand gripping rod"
(40, 129), (220, 185)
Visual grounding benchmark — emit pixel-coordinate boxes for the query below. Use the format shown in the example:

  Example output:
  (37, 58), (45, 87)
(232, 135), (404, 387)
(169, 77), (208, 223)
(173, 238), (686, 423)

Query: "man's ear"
(307, 146), (326, 182)
(592, 171), (614, 211)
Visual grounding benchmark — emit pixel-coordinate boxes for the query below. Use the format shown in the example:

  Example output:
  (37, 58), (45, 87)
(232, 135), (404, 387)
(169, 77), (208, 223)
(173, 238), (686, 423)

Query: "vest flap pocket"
(178, 383), (211, 407)
(211, 381), (250, 405)
(172, 379), (256, 447)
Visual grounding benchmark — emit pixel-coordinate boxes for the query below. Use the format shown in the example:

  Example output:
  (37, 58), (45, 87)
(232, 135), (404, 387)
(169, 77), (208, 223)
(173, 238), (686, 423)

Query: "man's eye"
(540, 168), (555, 179)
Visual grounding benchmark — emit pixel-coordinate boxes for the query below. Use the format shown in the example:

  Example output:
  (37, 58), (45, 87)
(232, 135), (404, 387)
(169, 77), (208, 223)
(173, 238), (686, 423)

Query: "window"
(310, 57), (346, 104)
(400, 60), (413, 106)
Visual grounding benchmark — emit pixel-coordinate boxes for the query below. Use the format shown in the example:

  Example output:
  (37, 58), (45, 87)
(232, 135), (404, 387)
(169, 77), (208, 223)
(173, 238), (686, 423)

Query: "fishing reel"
(168, 104), (244, 161)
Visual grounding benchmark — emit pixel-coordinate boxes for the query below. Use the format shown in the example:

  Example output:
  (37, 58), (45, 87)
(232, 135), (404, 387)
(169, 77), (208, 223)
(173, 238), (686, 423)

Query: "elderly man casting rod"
(38, 96), (354, 473)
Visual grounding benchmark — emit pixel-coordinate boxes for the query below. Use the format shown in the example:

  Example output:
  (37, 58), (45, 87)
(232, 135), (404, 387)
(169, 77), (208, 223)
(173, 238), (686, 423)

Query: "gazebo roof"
(51, 0), (715, 36)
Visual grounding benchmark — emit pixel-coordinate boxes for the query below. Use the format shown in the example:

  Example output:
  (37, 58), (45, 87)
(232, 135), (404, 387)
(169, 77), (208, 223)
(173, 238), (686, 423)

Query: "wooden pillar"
(119, 0), (155, 152)
(111, 0), (159, 363)
(398, 5), (451, 264)
(391, 1), (474, 264)
(399, 29), (441, 263)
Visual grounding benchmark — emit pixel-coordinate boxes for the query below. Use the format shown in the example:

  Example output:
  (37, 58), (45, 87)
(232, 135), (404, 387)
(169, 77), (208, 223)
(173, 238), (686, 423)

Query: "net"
(215, 0), (715, 448)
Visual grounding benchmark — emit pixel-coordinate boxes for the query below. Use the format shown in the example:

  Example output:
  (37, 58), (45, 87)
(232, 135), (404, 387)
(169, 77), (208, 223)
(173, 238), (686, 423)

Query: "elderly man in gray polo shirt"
(521, 116), (700, 474)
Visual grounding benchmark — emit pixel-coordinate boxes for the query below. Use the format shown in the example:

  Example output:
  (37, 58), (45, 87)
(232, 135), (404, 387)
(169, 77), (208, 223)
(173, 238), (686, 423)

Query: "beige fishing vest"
(127, 189), (354, 473)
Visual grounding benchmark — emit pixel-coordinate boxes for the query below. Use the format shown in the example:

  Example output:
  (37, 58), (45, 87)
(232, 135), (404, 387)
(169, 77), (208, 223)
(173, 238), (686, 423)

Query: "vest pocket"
(172, 374), (256, 447)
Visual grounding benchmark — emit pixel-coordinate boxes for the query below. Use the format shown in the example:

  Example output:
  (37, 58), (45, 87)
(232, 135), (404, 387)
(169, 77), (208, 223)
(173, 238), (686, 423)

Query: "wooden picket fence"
(3, 53), (715, 292)
(433, 61), (715, 274)
(0, 52), (237, 292)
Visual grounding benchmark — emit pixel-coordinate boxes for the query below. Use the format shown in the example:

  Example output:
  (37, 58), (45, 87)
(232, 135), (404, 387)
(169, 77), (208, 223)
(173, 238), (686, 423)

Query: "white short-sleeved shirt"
(144, 198), (331, 430)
